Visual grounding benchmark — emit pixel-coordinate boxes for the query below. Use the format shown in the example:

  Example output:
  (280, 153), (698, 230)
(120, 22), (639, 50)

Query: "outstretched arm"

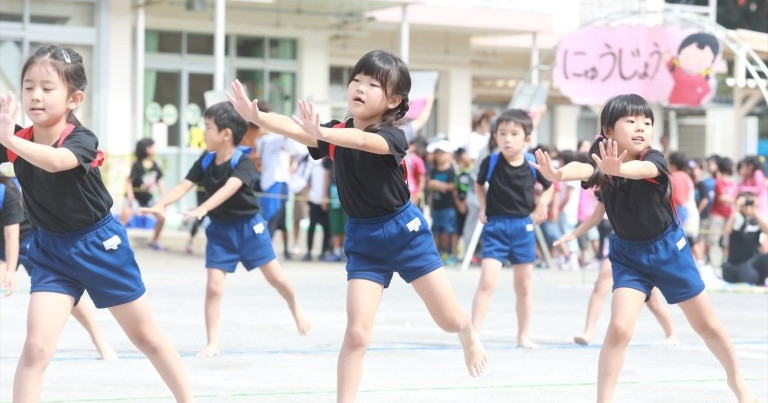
(227, 80), (319, 147)
(554, 202), (605, 247)
(593, 140), (658, 180)
(293, 100), (392, 155)
(0, 92), (79, 173)
(138, 179), (196, 216)
(530, 149), (594, 182)
(184, 178), (242, 221)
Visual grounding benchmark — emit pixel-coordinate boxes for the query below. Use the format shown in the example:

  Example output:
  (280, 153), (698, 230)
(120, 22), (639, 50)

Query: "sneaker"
(443, 255), (458, 266)
(568, 255), (581, 271)
(322, 252), (342, 262)
(302, 253), (312, 262)
(148, 242), (165, 251)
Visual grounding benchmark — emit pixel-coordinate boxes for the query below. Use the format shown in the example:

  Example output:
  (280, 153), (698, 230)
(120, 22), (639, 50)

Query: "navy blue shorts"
(344, 202), (443, 287)
(0, 231), (35, 274)
(205, 214), (276, 272)
(610, 223), (705, 304)
(28, 215), (146, 308)
(481, 215), (536, 265)
(431, 207), (457, 234)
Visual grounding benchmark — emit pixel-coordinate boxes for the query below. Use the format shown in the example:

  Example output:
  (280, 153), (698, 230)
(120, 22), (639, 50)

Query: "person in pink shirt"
(711, 157), (738, 257)
(405, 138), (427, 209)
(736, 156), (767, 218)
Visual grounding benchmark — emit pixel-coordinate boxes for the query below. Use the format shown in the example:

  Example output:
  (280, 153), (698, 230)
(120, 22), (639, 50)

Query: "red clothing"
(670, 171), (692, 208)
(667, 59), (710, 106)
(405, 154), (426, 196)
(711, 177), (737, 218)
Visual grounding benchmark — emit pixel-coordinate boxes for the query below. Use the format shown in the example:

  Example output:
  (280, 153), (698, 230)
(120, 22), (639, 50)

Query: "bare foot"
(293, 309), (311, 336)
(517, 336), (539, 349)
(196, 346), (220, 358)
(458, 328), (487, 377)
(573, 334), (590, 346)
(97, 344), (118, 361)
(728, 377), (757, 403)
(662, 335), (679, 347)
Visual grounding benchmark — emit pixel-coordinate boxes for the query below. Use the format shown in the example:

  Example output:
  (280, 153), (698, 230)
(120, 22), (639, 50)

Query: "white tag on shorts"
(406, 217), (421, 232)
(526, 224), (534, 231)
(676, 236), (686, 251)
(102, 235), (121, 251)
(253, 222), (265, 234)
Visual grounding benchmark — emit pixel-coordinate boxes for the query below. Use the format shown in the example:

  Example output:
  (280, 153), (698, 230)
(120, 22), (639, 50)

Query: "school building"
(0, 0), (765, 212)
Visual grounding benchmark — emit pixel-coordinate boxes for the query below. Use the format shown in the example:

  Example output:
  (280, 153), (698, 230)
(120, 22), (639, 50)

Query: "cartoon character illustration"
(667, 32), (720, 106)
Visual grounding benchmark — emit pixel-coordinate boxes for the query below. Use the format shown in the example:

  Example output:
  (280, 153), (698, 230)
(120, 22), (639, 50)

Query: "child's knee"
(20, 339), (56, 366)
(344, 326), (372, 349)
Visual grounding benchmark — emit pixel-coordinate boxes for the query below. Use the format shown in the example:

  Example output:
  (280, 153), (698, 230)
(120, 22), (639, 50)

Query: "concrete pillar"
(553, 105), (580, 151)
(438, 66), (471, 143)
(299, 34), (330, 120)
(106, 1), (133, 155)
(104, 0), (134, 201)
(706, 108), (737, 158)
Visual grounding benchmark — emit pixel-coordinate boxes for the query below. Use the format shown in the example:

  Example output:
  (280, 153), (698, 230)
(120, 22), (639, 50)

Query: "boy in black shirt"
(140, 102), (310, 357)
(471, 109), (554, 349)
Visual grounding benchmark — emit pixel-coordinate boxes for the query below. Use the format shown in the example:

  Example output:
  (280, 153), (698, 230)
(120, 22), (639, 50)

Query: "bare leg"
(13, 292), (74, 403)
(198, 268), (227, 357)
(260, 259), (310, 335)
(151, 212), (165, 244)
(471, 258), (503, 331)
(109, 295), (194, 402)
(678, 292), (756, 403)
(597, 287), (646, 403)
(645, 288), (678, 346)
(337, 279), (383, 403)
(70, 296), (118, 360)
(513, 263), (537, 349)
(574, 258), (612, 345)
(412, 268), (487, 376)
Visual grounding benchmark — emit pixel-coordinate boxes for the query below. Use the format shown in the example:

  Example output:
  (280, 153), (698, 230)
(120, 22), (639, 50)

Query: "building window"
(269, 38), (297, 60)
(236, 36), (265, 58)
(147, 30), (182, 54)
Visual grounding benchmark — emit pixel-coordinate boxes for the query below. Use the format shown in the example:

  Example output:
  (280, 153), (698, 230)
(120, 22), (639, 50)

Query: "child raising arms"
(470, 109), (554, 349)
(0, 45), (193, 402)
(532, 93), (755, 403)
(140, 101), (310, 357)
(228, 49), (486, 403)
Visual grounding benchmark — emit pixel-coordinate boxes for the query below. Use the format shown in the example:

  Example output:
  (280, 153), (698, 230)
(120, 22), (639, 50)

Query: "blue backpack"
(486, 152), (538, 184)
(200, 146), (252, 171)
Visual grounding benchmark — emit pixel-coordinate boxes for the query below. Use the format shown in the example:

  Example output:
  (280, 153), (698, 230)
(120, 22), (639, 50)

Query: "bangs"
(347, 51), (405, 97)
(601, 93), (654, 129)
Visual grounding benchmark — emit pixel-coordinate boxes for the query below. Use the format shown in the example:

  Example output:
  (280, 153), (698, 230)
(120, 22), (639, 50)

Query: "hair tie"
(61, 50), (71, 63)
(594, 133), (604, 141)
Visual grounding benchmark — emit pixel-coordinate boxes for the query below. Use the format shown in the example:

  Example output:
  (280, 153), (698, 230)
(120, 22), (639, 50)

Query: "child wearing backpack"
(140, 101), (310, 357)
(471, 109), (554, 349)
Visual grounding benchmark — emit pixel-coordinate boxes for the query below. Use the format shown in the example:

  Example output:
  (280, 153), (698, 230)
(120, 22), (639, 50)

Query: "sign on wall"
(553, 25), (722, 107)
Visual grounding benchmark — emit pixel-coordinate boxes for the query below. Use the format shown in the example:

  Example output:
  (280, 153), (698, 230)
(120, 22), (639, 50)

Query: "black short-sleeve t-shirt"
(307, 119), (409, 219)
(1, 125), (113, 232)
(595, 149), (675, 241)
(0, 183), (34, 245)
(476, 153), (552, 217)
(128, 160), (163, 206)
(185, 151), (260, 222)
(431, 166), (456, 210)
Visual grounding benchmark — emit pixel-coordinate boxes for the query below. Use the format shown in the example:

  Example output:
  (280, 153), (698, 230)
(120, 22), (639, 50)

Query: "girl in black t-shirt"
(0, 45), (192, 402)
(120, 138), (166, 250)
(0, 174), (118, 360)
(532, 93), (755, 402)
(229, 50), (487, 402)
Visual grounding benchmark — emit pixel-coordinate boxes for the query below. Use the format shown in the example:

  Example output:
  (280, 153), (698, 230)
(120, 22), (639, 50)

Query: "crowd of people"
(0, 44), (762, 403)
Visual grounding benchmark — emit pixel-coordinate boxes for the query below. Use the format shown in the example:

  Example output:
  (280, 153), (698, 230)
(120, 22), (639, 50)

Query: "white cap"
(426, 139), (455, 154)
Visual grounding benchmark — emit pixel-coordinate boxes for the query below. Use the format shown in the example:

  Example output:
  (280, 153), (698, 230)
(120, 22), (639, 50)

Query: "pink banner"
(553, 25), (721, 107)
